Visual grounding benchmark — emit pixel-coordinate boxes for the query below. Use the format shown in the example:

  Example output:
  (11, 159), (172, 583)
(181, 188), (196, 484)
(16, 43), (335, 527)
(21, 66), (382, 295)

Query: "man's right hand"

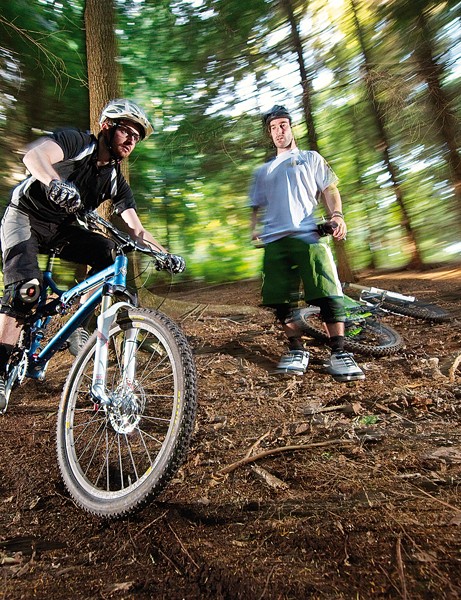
(47, 180), (82, 213)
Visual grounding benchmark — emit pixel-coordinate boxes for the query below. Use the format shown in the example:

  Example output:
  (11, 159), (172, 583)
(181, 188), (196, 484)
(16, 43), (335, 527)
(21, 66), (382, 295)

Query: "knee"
(0, 278), (41, 318)
(89, 241), (117, 273)
(313, 297), (346, 323)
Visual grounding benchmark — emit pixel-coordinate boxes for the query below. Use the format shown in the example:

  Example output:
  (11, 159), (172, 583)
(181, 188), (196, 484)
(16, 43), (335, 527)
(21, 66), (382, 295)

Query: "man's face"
(268, 117), (294, 151)
(102, 119), (143, 159)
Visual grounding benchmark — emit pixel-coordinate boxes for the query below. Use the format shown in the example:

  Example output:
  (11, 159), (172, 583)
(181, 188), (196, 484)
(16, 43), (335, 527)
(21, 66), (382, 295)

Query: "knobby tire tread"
(56, 307), (197, 518)
(301, 317), (404, 357)
(380, 300), (452, 322)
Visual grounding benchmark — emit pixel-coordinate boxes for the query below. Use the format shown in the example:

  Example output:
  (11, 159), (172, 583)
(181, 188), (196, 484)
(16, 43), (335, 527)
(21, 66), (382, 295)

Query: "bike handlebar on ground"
(342, 282), (416, 303)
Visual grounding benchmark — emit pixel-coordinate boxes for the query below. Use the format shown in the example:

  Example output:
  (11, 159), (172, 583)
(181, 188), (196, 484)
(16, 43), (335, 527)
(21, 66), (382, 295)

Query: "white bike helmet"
(99, 99), (154, 140)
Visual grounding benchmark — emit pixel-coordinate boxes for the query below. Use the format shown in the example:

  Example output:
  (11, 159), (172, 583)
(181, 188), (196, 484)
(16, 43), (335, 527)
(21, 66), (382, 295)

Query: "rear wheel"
(56, 307), (197, 517)
(295, 309), (404, 356)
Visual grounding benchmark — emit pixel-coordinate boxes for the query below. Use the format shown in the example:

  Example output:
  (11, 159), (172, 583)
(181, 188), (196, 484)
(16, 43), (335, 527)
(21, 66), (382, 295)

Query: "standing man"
(0, 98), (185, 409)
(250, 105), (364, 382)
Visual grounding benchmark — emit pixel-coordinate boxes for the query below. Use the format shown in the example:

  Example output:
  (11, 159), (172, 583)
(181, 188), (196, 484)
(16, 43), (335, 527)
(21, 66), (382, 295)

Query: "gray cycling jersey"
(249, 149), (338, 244)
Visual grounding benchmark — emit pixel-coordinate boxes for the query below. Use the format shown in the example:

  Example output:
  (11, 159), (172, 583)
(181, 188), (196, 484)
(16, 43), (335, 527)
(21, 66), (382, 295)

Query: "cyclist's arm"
(120, 208), (168, 253)
(321, 183), (346, 240)
(23, 138), (64, 186)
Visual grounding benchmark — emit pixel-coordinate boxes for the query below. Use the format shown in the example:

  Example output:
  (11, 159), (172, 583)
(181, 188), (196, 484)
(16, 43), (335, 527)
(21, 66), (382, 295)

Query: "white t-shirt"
(250, 149), (338, 244)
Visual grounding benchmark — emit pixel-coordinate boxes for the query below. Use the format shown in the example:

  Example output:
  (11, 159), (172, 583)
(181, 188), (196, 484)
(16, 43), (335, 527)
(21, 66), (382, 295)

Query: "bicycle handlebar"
(343, 282), (416, 303)
(317, 221), (338, 237)
(81, 211), (177, 271)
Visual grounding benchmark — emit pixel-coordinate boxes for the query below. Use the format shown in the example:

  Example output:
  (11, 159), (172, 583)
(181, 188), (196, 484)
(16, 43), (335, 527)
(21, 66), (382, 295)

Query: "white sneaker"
(275, 350), (309, 375)
(326, 351), (365, 382)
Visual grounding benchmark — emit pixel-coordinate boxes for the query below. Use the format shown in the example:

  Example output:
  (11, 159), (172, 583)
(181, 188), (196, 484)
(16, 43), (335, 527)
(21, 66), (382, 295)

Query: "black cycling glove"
(166, 254), (186, 274)
(156, 254), (186, 274)
(47, 180), (82, 213)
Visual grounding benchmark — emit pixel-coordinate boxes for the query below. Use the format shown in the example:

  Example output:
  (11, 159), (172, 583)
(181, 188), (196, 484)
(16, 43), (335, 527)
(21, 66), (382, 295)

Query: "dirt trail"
(1, 266), (460, 599)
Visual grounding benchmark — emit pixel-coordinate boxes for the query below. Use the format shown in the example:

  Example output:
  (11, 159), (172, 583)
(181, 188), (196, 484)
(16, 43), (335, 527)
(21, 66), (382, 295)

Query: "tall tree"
(349, 0), (423, 268)
(84, 0), (120, 134)
(279, 0), (319, 152)
(84, 0), (123, 216)
(384, 0), (461, 228)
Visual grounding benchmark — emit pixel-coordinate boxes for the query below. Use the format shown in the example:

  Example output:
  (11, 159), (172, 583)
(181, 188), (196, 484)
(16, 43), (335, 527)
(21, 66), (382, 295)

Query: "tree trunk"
(279, 0), (319, 152)
(280, 0), (356, 279)
(84, 0), (130, 220)
(414, 10), (461, 228)
(350, 0), (423, 269)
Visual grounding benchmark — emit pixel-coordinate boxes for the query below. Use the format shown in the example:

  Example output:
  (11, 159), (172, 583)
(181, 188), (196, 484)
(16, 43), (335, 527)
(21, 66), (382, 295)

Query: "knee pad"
(312, 297), (346, 323)
(0, 278), (41, 317)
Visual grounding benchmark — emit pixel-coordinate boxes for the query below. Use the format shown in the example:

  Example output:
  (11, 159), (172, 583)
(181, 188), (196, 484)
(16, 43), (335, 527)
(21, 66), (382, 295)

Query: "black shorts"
(0, 205), (117, 286)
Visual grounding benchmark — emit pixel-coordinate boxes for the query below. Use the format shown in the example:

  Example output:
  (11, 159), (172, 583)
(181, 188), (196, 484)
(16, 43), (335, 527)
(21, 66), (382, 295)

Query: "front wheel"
(295, 309), (404, 356)
(380, 299), (452, 322)
(56, 307), (197, 517)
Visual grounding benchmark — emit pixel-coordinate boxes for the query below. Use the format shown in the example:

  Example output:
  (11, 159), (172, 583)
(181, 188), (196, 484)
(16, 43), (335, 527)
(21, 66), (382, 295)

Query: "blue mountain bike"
(2, 211), (197, 517)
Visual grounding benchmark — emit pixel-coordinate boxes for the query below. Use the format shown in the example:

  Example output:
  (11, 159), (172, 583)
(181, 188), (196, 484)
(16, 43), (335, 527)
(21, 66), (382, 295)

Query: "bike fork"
(91, 297), (136, 406)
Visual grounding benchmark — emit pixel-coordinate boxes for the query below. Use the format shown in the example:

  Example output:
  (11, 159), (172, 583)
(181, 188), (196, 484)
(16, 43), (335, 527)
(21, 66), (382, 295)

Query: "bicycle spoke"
(57, 308), (197, 516)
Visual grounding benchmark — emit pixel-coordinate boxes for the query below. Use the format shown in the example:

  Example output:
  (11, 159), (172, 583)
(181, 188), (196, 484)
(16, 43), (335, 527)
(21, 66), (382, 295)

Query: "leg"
(0, 313), (22, 348)
(51, 225), (117, 354)
(296, 243), (365, 382)
(0, 216), (41, 363)
(261, 241), (310, 374)
(52, 225), (117, 272)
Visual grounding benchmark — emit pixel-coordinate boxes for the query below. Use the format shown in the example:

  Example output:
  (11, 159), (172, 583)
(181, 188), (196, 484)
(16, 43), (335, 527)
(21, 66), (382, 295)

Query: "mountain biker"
(0, 98), (185, 410)
(249, 104), (365, 382)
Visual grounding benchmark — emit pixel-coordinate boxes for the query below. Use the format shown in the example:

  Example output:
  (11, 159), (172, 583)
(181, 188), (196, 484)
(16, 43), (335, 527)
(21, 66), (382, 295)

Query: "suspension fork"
(91, 296), (137, 406)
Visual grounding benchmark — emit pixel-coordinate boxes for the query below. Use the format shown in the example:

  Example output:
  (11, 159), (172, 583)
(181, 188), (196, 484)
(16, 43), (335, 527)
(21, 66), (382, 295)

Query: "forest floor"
(1, 264), (461, 600)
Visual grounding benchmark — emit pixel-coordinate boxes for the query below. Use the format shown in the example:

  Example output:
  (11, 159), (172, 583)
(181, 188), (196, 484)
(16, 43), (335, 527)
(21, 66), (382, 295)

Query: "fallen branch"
(217, 439), (354, 475)
(303, 403), (354, 415)
(251, 465), (289, 490)
(245, 430), (271, 459)
(395, 535), (408, 600)
(409, 485), (461, 514)
(439, 351), (461, 382)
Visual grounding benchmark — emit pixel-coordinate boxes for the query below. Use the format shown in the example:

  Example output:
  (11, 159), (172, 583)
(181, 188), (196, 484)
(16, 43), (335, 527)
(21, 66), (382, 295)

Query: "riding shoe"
(326, 351), (365, 382)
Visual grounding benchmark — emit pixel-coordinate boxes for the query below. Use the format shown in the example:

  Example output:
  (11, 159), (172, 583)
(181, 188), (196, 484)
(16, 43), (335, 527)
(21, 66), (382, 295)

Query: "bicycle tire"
(56, 307), (197, 517)
(296, 311), (404, 356)
(345, 285), (452, 323)
(380, 299), (452, 322)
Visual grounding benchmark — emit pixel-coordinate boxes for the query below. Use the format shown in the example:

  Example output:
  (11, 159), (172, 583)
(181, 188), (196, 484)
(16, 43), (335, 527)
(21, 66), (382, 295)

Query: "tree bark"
(279, 0), (356, 279)
(414, 10), (461, 227)
(350, 0), (423, 269)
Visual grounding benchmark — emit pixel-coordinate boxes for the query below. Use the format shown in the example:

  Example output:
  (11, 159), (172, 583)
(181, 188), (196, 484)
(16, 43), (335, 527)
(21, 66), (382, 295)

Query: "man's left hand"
(166, 254), (186, 274)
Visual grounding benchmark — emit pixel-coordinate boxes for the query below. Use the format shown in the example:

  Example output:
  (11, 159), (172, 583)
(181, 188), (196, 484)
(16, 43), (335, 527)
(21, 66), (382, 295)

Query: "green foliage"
(1, 0), (460, 285)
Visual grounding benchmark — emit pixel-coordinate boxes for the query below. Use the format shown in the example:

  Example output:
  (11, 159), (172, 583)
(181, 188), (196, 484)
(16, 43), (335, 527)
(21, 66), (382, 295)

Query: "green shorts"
(261, 237), (343, 306)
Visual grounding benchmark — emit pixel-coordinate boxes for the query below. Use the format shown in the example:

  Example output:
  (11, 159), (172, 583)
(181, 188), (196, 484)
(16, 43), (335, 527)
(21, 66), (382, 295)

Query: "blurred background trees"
(1, 0), (460, 283)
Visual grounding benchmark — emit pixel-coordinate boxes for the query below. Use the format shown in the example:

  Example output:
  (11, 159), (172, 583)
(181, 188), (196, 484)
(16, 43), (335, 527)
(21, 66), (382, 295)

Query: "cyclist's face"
(112, 121), (143, 158)
(269, 118), (294, 152)
(101, 120), (143, 159)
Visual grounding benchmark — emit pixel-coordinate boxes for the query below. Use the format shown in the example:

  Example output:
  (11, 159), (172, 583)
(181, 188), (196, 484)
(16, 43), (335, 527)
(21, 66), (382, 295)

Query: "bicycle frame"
(26, 253), (133, 406)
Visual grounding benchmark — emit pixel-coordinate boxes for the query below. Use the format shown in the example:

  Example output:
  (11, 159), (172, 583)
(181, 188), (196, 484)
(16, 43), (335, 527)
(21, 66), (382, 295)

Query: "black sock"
(329, 335), (344, 353)
(288, 337), (304, 351)
(0, 344), (14, 374)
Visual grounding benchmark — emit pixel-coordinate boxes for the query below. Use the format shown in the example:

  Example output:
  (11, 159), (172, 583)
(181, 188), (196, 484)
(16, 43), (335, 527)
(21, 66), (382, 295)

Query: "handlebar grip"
(317, 221), (338, 237)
